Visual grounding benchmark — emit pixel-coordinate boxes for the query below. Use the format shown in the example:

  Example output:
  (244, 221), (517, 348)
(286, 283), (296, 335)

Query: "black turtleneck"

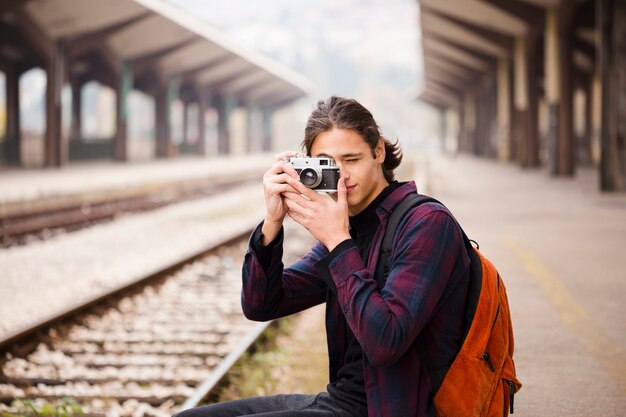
(322, 181), (402, 415)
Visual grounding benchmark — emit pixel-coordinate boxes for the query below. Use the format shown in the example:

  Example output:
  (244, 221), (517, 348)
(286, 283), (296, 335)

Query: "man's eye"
(346, 159), (359, 163)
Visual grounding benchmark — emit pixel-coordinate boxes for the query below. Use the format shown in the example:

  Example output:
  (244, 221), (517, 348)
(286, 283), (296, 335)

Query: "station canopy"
(415, 0), (587, 110)
(4, 0), (313, 107)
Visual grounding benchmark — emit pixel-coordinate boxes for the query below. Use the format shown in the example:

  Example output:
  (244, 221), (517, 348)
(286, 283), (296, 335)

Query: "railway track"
(0, 222), (313, 417)
(0, 172), (260, 248)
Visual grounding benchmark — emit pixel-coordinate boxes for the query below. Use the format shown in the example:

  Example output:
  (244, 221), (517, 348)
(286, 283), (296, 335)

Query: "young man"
(177, 96), (470, 417)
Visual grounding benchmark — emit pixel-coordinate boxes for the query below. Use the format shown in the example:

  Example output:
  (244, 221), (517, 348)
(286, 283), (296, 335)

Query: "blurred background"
(0, 1), (625, 416)
(1, 0), (624, 190)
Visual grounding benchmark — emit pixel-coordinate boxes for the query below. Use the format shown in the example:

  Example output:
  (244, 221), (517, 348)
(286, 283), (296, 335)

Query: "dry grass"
(212, 305), (329, 401)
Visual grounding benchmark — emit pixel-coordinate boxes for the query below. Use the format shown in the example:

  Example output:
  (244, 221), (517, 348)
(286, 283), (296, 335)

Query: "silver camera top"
(283, 155), (337, 167)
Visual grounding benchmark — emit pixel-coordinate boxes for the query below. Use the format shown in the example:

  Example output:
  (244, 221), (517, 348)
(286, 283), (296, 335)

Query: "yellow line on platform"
(505, 237), (626, 396)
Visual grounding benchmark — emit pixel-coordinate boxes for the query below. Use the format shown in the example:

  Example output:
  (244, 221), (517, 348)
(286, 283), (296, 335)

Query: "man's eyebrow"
(314, 152), (364, 158)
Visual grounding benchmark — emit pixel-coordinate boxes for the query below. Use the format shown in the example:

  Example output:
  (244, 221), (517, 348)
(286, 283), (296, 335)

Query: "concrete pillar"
(245, 103), (259, 153)
(216, 93), (236, 155)
(497, 58), (511, 162)
(114, 60), (132, 161)
(197, 90), (208, 156)
(70, 79), (82, 141)
(463, 93), (476, 154)
(513, 36), (539, 167)
(545, 9), (560, 174)
(582, 74), (593, 166)
(155, 89), (168, 158)
(557, 11), (574, 176)
(528, 40), (540, 168)
(45, 39), (67, 168)
(598, 0), (625, 191)
(155, 77), (178, 158)
(5, 65), (21, 164)
(439, 109), (447, 152)
(261, 107), (273, 152)
(457, 98), (465, 153)
(182, 100), (189, 147)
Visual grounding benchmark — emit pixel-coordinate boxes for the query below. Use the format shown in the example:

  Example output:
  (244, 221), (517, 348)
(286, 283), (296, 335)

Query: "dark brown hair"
(302, 96), (402, 183)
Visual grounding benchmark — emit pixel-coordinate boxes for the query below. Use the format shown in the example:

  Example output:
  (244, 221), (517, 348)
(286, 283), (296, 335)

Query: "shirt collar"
(377, 180), (419, 216)
(349, 181), (403, 236)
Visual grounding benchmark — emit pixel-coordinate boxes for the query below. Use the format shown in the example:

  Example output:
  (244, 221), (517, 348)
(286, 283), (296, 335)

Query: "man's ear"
(375, 138), (386, 162)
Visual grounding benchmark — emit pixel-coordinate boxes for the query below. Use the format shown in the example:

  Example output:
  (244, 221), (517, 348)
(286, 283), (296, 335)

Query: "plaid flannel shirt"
(242, 181), (470, 417)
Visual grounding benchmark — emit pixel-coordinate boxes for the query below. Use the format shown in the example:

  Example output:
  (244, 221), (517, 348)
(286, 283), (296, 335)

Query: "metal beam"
(203, 66), (259, 90)
(241, 78), (289, 103)
(426, 79), (464, 99)
(266, 92), (305, 109)
(421, 0), (528, 37)
(424, 52), (485, 79)
(194, 58), (249, 86)
(219, 71), (273, 95)
(517, 0), (561, 8)
(418, 94), (447, 110)
(68, 12), (151, 59)
(484, 0), (546, 30)
(422, 11), (510, 58)
(0, 0), (31, 18)
(425, 61), (474, 84)
(424, 61), (471, 86)
(256, 88), (303, 108)
(176, 54), (238, 85)
(10, 8), (53, 62)
(131, 37), (199, 77)
(156, 40), (229, 76)
(420, 90), (459, 110)
(423, 38), (492, 72)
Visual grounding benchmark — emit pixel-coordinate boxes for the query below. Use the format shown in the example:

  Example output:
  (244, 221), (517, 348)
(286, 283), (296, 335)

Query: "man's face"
(310, 128), (388, 216)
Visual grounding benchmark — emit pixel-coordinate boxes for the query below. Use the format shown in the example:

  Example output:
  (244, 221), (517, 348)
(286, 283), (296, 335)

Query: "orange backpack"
(377, 194), (522, 416)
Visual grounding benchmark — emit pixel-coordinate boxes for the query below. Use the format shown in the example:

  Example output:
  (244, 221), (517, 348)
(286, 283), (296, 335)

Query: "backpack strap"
(375, 194), (430, 289)
(375, 193), (474, 289)
(374, 192), (481, 395)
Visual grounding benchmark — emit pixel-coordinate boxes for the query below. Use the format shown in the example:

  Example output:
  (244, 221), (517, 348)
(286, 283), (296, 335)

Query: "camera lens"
(300, 168), (321, 188)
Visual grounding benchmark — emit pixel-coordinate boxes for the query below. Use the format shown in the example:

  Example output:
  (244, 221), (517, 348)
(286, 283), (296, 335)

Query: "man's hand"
(261, 152), (299, 245)
(282, 177), (351, 251)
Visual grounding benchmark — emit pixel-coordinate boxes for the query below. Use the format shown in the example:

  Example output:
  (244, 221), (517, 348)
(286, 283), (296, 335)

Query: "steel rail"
(177, 320), (273, 412)
(0, 223), (283, 414)
(0, 226), (255, 353)
(0, 173), (260, 246)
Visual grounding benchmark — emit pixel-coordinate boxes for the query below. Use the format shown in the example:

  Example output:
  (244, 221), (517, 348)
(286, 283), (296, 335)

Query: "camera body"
(284, 155), (340, 192)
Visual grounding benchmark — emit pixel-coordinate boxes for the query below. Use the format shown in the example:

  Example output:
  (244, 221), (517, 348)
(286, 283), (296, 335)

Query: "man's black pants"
(172, 393), (357, 417)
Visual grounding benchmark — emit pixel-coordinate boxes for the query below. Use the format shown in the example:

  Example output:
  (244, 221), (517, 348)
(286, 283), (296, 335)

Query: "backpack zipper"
(504, 379), (516, 413)
(481, 351), (495, 372)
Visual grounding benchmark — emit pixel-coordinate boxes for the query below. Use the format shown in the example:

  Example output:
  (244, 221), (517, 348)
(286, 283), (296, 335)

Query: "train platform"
(412, 152), (626, 416)
(0, 154), (274, 210)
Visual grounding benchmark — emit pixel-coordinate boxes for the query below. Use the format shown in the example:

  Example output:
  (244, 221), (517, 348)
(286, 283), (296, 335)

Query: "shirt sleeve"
(314, 238), (356, 295)
(241, 221), (328, 321)
(317, 205), (470, 367)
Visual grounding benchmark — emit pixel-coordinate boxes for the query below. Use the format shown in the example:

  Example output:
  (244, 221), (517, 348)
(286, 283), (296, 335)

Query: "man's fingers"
(274, 150), (297, 162)
(265, 160), (299, 180)
(282, 191), (315, 210)
(285, 210), (305, 226)
(268, 172), (299, 185)
(284, 197), (309, 218)
(286, 176), (320, 201)
(337, 177), (348, 206)
(266, 182), (298, 196)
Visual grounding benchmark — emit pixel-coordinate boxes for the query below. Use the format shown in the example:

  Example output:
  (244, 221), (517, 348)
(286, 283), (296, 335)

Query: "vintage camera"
(284, 156), (340, 192)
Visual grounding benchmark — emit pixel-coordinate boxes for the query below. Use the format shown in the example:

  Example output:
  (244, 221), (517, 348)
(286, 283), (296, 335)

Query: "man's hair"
(301, 96), (402, 183)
